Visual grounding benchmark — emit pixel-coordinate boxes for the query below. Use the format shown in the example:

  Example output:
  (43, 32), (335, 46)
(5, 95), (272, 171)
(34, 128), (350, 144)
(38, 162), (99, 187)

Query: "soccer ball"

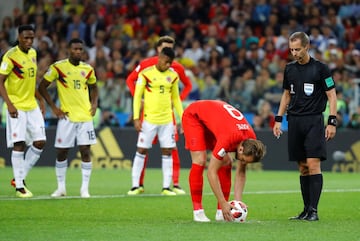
(229, 200), (248, 222)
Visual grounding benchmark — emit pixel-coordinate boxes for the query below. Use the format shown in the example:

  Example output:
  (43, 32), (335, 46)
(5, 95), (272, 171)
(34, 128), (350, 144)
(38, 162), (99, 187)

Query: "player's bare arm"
(38, 79), (67, 119)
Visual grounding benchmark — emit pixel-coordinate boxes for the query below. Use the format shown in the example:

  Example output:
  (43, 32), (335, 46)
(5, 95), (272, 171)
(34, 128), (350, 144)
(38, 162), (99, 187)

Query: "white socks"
(131, 152), (146, 187)
(162, 155), (173, 189)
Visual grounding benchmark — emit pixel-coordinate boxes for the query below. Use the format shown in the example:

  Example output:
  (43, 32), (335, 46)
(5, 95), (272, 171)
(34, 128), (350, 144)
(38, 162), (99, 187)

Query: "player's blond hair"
(156, 36), (175, 48)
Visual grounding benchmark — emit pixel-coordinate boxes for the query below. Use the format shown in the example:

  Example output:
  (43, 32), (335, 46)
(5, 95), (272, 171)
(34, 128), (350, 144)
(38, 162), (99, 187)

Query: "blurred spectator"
(253, 99), (275, 130)
(183, 39), (205, 64)
(1, 16), (17, 45)
(66, 12), (86, 42)
(346, 112), (360, 129)
(264, 70), (284, 112)
(87, 30), (110, 66)
(229, 76), (252, 113)
(217, 67), (232, 103)
(84, 13), (106, 47)
(200, 74), (219, 100)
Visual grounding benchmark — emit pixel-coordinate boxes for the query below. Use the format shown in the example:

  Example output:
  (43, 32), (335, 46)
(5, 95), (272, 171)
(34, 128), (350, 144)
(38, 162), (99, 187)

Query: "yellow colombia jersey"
(0, 46), (38, 111)
(43, 59), (96, 122)
(133, 65), (183, 125)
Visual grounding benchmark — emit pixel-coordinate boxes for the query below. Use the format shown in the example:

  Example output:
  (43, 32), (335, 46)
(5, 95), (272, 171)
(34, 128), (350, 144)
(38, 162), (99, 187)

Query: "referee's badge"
(304, 83), (314, 96)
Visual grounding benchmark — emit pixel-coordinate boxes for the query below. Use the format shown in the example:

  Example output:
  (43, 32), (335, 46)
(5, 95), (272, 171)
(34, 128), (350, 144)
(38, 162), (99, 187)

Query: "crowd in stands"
(1, 0), (360, 130)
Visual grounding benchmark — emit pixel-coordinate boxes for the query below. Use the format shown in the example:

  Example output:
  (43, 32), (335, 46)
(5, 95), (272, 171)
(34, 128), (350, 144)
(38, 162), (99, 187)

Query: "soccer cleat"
(289, 210), (308, 220)
(80, 189), (90, 198)
(138, 186), (145, 193)
(193, 209), (211, 222)
(127, 187), (142, 195)
(215, 209), (224, 221)
(51, 189), (67, 197)
(161, 188), (176, 196)
(173, 186), (186, 195)
(15, 188), (33, 198)
(305, 209), (319, 221)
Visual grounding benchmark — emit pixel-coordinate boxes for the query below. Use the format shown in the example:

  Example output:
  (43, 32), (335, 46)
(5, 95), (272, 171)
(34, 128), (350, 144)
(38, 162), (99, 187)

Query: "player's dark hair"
(161, 47), (175, 60)
(242, 139), (266, 163)
(18, 25), (34, 34)
(156, 36), (175, 48)
(289, 32), (310, 47)
(68, 38), (84, 47)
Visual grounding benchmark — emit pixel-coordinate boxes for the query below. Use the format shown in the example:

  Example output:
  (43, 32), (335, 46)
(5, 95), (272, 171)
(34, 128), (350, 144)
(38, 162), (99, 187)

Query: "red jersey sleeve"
(171, 61), (192, 101)
(126, 56), (158, 97)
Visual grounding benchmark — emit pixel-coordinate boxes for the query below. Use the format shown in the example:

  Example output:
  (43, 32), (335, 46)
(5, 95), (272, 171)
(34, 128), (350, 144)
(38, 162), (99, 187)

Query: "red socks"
(189, 163), (205, 210)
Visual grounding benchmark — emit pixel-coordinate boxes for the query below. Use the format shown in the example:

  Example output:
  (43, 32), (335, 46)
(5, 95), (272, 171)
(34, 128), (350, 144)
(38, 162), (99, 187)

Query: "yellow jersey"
(0, 46), (38, 111)
(133, 65), (183, 125)
(43, 59), (97, 122)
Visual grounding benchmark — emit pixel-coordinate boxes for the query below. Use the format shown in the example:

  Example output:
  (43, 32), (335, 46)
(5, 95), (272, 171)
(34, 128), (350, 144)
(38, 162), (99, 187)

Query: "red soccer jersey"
(126, 56), (192, 101)
(182, 100), (257, 160)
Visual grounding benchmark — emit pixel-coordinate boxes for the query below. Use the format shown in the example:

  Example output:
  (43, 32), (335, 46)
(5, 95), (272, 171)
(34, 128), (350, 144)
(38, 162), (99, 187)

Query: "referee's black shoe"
(289, 210), (308, 220)
(305, 209), (319, 221)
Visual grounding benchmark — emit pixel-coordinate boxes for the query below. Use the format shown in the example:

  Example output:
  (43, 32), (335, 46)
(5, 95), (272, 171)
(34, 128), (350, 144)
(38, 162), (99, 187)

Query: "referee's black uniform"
(283, 56), (336, 221)
(283, 57), (335, 162)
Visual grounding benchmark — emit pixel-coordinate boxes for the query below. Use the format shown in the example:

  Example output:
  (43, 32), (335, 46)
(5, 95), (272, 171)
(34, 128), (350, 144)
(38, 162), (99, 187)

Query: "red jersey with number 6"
(182, 100), (256, 160)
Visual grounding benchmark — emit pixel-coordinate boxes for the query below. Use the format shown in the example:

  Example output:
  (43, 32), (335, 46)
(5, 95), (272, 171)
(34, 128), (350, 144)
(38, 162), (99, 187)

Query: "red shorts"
(182, 110), (216, 151)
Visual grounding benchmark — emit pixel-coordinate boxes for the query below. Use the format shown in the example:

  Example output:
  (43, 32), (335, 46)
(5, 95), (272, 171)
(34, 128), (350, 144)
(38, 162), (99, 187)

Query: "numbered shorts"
(137, 120), (176, 149)
(55, 118), (96, 148)
(6, 107), (46, 148)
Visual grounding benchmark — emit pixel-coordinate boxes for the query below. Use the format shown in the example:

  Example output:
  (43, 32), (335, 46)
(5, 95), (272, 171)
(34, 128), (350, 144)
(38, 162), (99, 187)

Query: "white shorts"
(55, 118), (96, 148)
(137, 120), (175, 149)
(6, 107), (46, 148)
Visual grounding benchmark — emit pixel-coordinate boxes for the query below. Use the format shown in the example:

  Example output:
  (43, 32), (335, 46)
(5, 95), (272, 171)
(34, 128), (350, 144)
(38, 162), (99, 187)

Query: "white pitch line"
(0, 188), (359, 201)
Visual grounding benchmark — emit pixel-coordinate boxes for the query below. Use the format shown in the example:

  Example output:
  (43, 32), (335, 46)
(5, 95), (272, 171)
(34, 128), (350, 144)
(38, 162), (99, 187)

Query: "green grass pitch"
(0, 167), (359, 241)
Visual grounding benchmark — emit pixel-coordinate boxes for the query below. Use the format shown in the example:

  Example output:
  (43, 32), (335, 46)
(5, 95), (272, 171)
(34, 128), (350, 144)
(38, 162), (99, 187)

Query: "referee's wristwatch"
(328, 115), (337, 126)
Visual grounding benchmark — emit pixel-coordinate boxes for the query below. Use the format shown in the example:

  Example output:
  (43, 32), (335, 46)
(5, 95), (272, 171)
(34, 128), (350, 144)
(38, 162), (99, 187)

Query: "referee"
(273, 32), (337, 221)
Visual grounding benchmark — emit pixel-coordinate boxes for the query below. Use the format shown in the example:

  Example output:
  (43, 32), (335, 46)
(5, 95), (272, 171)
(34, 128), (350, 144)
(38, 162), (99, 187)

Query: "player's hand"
(90, 105), (97, 116)
(134, 119), (142, 132)
(325, 125), (336, 141)
(273, 122), (283, 139)
(221, 201), (234, 222)
(53, 107), (67, 119)
(8, 103), (18, 118)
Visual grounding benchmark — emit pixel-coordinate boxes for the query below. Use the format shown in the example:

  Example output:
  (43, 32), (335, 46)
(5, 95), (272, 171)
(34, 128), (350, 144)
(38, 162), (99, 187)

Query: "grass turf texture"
(0, 167), (359, 241)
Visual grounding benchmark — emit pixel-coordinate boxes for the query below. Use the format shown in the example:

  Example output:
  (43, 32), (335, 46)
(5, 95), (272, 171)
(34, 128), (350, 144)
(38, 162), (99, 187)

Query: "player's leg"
(23, 107), (46, 180)
(79, 145), (92, 198)
(172, 147), (186, 194)
(171, 121), (185, 194)
(138, 112), (146, 192)
(302, 115), (325, 221)
(183, 112), (210, 221)
(306, 158), (322, 221)
(189, 151), (209, 222)
(128, 120), (155, 195)
(6, 110), (32, 197)
(138, 154), (148, 192)
(139, 134), (159, 192)
(158, 123), (176, 196)
(77, 121), (97, 198)
(51, 119), (76, 197)
(52, 148), (70, 197)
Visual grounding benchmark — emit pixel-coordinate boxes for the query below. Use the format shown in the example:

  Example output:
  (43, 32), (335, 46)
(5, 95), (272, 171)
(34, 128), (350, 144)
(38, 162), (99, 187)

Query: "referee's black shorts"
(287, 114), (327, 162)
